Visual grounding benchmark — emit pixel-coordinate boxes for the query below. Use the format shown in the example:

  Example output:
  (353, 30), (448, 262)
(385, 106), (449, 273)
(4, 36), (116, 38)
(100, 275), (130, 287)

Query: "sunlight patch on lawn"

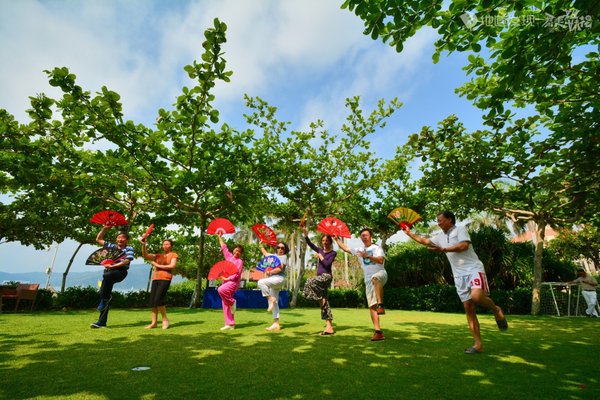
(368, 362), (390, 368)
(492, 355), (545, 368)
(331, 357), (347, 365)
(190, 349), (223, 360)
(292, 345), (312, 353)
(462, 369), (485, 377)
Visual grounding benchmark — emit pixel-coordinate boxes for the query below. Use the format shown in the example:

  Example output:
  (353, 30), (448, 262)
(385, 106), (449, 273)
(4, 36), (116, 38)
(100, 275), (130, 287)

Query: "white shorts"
(454, 271), (489, 302)
(365, 269), (388, 307)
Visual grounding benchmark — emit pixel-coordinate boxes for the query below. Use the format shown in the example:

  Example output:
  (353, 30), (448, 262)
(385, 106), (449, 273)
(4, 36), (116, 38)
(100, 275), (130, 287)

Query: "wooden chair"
(0, 286), (18, 313)
(12, 284), (40, 312)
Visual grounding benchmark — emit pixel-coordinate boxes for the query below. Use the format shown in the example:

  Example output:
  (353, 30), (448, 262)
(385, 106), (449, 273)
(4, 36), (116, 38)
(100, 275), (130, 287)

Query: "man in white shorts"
(403, 211), (508, 354)
(335, 228), (387, 341)
(568, 269), (598, 317)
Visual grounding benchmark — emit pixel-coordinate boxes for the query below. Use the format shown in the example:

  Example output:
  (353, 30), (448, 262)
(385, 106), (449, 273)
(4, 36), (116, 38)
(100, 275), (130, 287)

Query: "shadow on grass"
(1, 309), (599, 400)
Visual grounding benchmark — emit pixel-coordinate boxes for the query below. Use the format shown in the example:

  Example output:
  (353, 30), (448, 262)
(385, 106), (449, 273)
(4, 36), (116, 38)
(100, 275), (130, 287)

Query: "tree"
(343, 0), (599, 223)
(344, 0), (599, 313)
(243, 95), (403, 306)
(547, 225), (600, 270)
(5, 19), (269, 305)
(404, 114), (582, 313)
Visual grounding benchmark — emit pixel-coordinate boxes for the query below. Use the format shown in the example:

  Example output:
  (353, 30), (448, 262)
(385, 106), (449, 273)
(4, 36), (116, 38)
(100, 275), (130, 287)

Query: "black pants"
(98, 268), (128, 325)
(148, 280), (171, 307)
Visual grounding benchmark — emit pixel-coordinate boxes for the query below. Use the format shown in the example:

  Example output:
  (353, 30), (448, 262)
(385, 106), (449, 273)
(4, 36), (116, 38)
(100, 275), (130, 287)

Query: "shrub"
(54, 286), (100, 310)
(295, 289), (365, 308)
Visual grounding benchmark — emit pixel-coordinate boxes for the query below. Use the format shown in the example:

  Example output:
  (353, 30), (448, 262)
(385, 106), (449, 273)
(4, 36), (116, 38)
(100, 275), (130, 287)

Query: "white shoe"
(231, 300), (236, 314)
(220, 325), (235, 331)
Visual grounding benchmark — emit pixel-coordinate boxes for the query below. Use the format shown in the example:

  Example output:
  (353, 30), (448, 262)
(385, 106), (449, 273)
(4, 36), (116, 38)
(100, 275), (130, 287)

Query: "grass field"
(1, 307), (599, 400)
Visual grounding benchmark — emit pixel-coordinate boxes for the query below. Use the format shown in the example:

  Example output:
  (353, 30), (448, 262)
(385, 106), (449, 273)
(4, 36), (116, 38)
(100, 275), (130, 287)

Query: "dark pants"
(148, 280), (171, 307)
(98, 268), (128, 325)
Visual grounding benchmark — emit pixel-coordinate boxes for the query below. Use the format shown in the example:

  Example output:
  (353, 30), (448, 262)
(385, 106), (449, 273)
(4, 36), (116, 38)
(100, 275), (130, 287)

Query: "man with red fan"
(141, 238), (178, 330)
(402, 211), (508, 354)
(334, 228), (388, 341)
(216, 233), (244, 330)
(91, 225), (135, 329)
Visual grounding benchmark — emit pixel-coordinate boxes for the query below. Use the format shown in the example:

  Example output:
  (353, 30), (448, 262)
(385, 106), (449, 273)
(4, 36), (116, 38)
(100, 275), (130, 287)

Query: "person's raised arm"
(141, 240), (157, 261)
(96, 225), (110, 246)
(333, 236), (352, 254)
(258, 243), (270, 256)
(401, 226), (433, 247)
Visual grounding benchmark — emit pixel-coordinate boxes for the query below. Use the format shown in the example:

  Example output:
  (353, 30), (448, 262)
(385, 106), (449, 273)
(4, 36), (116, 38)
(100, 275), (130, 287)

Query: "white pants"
(258, 275), (284, 319)
(582, 290), (598, 317)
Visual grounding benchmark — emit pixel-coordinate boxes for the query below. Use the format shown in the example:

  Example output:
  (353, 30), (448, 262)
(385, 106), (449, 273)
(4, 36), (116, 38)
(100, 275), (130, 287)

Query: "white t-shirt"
(351, 244), (386, 280)
(272, 254), (287, 277)
(431, 225), (484, 277)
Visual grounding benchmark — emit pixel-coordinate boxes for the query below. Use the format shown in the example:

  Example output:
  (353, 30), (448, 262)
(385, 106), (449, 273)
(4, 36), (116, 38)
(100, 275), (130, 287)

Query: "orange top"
(152, 252), (179, 281)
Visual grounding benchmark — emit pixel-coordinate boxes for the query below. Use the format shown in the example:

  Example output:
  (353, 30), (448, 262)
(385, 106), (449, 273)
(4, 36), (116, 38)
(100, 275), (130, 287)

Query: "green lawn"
(1, 307), (598, 400)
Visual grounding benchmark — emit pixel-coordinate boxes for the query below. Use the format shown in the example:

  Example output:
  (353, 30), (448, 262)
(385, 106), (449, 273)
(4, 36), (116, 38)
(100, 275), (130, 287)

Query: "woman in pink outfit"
(217, 233), (244, 330)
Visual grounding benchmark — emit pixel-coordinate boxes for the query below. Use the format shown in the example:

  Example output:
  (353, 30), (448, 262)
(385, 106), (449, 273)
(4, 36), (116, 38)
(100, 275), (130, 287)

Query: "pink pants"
(218, 281), (239, 326)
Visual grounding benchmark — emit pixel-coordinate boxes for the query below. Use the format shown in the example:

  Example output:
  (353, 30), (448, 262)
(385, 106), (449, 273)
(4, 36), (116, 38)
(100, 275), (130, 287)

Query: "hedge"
(9, 284), (531, 315)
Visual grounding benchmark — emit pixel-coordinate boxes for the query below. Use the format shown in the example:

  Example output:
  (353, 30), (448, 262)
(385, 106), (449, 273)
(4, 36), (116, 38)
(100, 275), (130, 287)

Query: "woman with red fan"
(216, 233), (244, 331)
(141, 238), (178, 330)
(302, 224), (337, 335)
(257, 241), (289, 331)
(90, 225), (135, 329)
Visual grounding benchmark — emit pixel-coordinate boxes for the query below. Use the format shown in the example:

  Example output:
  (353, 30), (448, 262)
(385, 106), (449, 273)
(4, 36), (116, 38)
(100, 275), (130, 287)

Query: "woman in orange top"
(141, 238), (178, 329)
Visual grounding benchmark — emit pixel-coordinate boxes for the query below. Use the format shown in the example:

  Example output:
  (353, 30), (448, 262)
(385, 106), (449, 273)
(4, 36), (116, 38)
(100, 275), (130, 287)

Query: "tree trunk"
(61, 242), (84, 293)
(146, 266), (152, 292)
(290, 236), (307, 307)
(192, 217), (206, 308)
(530, 220), (546, 315)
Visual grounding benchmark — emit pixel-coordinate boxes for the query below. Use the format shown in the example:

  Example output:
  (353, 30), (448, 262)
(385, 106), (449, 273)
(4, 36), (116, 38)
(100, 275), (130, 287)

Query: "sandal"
(319, 331), (335, 336)
(464, 346), (482, 354)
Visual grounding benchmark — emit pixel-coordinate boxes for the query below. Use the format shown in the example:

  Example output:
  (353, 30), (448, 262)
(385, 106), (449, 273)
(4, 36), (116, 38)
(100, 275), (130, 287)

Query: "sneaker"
(231, 300), (236, 314)
(90, 321), (106, 329)
(371, 331), (385, 341)
(376, 304), (386, 315)
(220, 325), (235, 331)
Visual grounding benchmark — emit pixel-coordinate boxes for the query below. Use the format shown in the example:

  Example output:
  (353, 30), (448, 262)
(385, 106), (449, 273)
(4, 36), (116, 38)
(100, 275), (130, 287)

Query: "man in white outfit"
(403, 211), (508, 354)
(335, 228), (387, 341)
(568, 269), (599, 317)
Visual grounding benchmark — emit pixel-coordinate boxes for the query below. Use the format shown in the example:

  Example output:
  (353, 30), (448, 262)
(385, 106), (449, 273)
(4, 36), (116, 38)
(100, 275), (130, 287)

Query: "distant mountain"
(0, 264), (187, 292)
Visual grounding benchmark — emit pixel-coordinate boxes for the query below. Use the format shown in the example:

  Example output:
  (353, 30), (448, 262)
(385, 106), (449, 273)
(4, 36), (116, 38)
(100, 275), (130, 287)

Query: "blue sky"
(0, 0), (484, 274)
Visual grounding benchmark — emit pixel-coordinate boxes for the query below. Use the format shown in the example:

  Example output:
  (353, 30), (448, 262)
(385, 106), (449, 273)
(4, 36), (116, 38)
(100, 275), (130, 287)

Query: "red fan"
(208, 260), (238, 280)
(141, 224), (154, 242)
(252, 223), (278, 247)
(317, 217), (351, 238)
(206, 218), (236, 235)
(90, 210), (128, 226)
